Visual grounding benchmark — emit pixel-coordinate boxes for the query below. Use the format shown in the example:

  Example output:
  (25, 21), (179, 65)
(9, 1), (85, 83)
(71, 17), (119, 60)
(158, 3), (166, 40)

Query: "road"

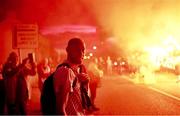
(94, 75), (180, 115)
(28, 75), (180, 115)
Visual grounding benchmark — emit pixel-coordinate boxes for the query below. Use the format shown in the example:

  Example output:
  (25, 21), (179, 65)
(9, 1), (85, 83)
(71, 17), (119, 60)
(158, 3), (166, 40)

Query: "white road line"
(120, 76), (180, 101)
(148, 86), (180, 101)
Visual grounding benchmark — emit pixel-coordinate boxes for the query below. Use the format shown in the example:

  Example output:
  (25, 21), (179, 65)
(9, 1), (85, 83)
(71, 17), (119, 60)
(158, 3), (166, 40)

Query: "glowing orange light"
(89, 53), (93, 56)
(121, 62), (125, 65)
(84, 56), (88, 59)
(93, 46), (97, 50)
(114, 61), (118, 66)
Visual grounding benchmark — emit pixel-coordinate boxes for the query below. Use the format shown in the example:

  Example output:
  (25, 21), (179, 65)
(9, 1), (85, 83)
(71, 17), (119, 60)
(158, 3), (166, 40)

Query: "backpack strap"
(56, 63), (70, 70)
(55, 63), (77, 88)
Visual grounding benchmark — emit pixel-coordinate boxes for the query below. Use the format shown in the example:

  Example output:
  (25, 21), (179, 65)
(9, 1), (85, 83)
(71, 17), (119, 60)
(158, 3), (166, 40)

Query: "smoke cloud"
(83, 0), (180, 54)
(1, 0), (180, 63)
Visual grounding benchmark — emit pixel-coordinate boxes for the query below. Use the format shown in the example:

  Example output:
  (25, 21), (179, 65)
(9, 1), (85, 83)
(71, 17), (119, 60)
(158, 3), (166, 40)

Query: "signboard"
(13, 24), (38, 48)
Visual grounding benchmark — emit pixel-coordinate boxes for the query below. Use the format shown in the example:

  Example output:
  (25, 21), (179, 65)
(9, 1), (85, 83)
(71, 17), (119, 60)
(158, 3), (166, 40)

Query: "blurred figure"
(16, 53), (36, 115)
(2, 52), (20, 115)
(99, 57), (105, 73)
(0, 63), (5, 114)
(106, 56), (112, 75)
(37, 58), (51, 92)
(48, 57), (56, 73)
(26, 53), (37, 100)
(88, 58), (103, 111)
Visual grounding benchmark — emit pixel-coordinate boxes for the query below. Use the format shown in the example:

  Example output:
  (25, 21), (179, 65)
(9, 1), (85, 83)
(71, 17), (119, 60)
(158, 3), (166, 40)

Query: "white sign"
(14, 24), (38, 48)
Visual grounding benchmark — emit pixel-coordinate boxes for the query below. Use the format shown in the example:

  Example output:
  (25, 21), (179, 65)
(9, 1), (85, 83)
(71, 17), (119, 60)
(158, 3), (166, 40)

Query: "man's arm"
(24, 60), (36, 76)
(56, 86), (70, 115)
(54, 67), (72, 115)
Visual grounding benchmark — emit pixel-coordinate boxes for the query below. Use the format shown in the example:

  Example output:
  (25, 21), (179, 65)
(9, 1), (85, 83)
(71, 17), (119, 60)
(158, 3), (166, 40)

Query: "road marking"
(120, 75), (180, 101)
(148, 86), (180, 101)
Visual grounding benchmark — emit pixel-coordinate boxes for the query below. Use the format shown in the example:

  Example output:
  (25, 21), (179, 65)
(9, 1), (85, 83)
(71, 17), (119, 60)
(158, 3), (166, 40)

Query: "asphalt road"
(94, 76), (180, 115)
(28, 75), (180, 115)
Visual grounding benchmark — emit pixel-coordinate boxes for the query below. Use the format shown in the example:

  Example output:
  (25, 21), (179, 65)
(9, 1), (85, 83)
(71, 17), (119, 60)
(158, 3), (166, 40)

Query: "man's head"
(8, 52), (18, 65)
(66, 38), (86, 65)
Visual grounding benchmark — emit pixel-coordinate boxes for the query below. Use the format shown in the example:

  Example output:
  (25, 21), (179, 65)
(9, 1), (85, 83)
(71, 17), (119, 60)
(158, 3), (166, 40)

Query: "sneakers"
(91, 105), (100, 111)
(84, 106), (100, 115)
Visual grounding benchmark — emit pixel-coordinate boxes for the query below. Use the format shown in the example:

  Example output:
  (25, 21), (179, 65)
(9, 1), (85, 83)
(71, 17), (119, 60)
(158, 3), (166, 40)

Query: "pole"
(18, 48), (21, 64)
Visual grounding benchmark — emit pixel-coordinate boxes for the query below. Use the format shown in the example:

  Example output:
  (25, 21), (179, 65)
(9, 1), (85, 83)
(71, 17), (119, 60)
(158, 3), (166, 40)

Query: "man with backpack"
(52, 38), (88, 115)
(53, 38), (90, 115)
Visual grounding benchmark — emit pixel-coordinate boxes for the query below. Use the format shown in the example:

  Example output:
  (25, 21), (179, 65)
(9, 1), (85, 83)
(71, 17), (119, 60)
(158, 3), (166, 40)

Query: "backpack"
(40, 63), (70, 115)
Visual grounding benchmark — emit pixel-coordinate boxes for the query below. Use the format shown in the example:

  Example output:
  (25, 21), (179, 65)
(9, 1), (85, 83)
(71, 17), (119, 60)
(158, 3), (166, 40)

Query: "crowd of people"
(0, 37), (103, 115)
